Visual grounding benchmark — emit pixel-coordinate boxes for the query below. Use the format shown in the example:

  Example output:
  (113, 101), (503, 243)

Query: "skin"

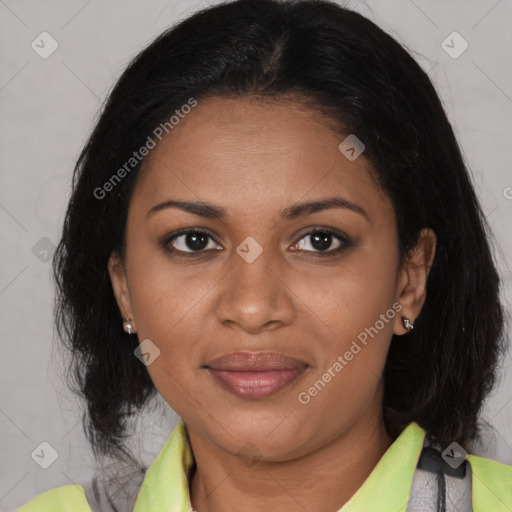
(109, 96), (436, 512)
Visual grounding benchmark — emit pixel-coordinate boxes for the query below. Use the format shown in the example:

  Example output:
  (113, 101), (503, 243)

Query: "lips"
(204, 351), (308, 400)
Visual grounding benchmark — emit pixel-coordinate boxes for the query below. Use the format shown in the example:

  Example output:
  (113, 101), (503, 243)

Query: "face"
(109, 96), (436, 461)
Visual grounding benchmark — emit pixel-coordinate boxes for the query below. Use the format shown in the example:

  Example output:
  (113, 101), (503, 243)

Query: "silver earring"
(123, 318), (134, 334)
(403, 317), (414, 331)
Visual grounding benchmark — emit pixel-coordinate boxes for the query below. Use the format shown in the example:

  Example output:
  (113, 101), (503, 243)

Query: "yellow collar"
(133, 420), (426, 511)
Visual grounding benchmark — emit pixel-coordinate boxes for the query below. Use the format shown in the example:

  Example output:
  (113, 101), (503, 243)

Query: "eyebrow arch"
(146, 196), (370, 223)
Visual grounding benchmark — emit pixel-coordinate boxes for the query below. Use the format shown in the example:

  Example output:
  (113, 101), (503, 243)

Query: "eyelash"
(160, 227), (352, 258)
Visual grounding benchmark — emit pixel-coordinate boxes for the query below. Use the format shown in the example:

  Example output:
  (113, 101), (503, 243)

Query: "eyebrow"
(146, 196), (370, 223)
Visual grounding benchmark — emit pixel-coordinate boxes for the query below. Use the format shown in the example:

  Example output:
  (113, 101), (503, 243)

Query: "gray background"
(1, 0), (511, 510)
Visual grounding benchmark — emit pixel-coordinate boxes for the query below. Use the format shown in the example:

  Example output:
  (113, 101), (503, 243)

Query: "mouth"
(204, 351), (309, 400)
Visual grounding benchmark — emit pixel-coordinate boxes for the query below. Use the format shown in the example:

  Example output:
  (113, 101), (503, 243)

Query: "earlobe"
(108, 251), (135, 329)
(393, 228), (437, 335)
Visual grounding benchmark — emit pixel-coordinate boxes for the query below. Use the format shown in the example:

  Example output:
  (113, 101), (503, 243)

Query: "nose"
(214, 245), (295, 335)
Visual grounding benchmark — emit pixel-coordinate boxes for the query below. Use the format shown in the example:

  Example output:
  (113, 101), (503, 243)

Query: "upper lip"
(205, 351), (308, 371)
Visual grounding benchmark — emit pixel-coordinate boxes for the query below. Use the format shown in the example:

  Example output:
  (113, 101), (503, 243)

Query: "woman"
(16, 0), (511, 511)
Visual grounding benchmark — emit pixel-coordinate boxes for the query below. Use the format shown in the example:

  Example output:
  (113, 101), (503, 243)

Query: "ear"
(393, 228), (437, 335)
(108, 251), (136, 331)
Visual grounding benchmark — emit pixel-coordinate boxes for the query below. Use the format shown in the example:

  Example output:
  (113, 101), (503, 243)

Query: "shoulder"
(467, 453), (512, 510)
(15, 484), (93, 512)
(467, 452), (512, 481)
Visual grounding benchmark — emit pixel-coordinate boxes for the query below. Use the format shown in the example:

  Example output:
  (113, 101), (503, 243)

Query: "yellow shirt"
(16, 420), (512, 511)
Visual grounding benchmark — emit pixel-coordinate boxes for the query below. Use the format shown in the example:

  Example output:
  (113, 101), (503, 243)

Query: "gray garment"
(83, 469), (146, 512)
(407, 434), (473, 512)
(407, 463), (473, 512)
(82, 441), (473, 512)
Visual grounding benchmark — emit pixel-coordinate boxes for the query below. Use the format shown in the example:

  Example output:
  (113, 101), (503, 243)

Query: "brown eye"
(290, 229), (351, 255)
(166, 230), (222, 253)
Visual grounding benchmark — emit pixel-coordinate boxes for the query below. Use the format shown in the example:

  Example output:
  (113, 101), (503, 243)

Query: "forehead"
(131, 96), (391, 223)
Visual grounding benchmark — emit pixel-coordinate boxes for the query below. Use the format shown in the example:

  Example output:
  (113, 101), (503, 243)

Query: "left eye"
(290, 230), (346, 253)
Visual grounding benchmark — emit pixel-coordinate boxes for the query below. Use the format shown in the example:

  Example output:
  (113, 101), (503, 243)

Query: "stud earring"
(402, 317), (414, 331)
(123, 318), (135, 334)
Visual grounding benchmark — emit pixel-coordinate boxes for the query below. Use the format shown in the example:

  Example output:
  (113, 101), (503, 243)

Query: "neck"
(188, 410), (393, 512)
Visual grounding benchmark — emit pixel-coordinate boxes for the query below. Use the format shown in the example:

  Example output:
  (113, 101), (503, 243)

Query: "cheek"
(296, 239), (399, 348)
(293, 239), (399, 404)
(125, 238), (209, 338)
(124, 253), (210, 415)
(124, 244), (223, 391)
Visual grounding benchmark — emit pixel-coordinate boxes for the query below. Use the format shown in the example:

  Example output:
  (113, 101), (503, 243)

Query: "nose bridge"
(215, 237), (294, 332)
(231, 238), (279, 306)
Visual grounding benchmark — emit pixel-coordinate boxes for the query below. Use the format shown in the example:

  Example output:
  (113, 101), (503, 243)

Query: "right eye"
(163, 229), (223, 255)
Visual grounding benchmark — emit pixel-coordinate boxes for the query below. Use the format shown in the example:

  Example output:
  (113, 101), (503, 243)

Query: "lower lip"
(207, 368), (307, 399)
